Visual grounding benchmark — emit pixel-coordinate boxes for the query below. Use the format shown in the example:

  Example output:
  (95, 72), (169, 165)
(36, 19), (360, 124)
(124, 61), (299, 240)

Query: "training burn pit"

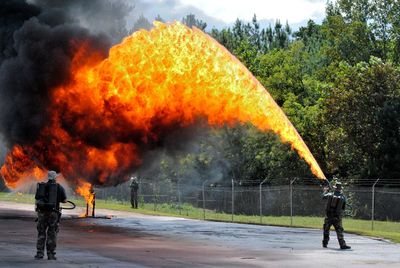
(0, 4), (325, 198)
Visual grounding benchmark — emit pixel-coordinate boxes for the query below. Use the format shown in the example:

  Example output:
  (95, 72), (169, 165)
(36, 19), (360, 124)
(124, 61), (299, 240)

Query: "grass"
(1, 191), (399, 243)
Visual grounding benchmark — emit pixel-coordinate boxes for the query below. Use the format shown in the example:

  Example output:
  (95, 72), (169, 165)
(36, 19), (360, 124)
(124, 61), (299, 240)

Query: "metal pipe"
(177, 179), (182, 215)
(153, 183), (156, 211)
(202, 180), (208, 220)
(92, 192), (96, 217)
(372, 178), (380, 230)
(231, 179), (234, 223)
(259, 178), (268, 224)
(290, 178), (298, 226)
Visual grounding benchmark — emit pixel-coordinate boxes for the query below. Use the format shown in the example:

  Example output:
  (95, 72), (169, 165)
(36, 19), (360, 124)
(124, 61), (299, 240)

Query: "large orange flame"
(0, 145), (47, 188)
(76, 181), (95, 207)
(1, 21), (325, 192)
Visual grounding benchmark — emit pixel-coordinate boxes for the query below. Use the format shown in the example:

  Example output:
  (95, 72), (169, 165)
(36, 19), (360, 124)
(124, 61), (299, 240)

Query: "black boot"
(47, 253), (57, 260)
(34, 252), (44, 259)
(340, 244), (351, 250)
(322, 236), (329, 248)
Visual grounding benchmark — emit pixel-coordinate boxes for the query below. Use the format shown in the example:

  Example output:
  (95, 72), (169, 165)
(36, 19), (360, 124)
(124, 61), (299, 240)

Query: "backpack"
(326, 194), (345, 215)
(130, 180), (139, 190)
(35, 182), (58, 211)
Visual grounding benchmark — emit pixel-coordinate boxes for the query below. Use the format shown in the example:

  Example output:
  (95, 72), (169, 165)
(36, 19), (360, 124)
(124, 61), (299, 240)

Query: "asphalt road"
(0, 201), (399, 268)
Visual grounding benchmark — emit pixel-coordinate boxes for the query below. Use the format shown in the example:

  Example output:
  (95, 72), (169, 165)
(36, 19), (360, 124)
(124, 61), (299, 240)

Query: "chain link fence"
(9, 176), (398, 230)
(91, 178), (400, 230)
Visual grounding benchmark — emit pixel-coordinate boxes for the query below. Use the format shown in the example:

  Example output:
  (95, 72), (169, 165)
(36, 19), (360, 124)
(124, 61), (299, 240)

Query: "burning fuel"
(1, 20), (325, 192)
(76, 181), (96, 217)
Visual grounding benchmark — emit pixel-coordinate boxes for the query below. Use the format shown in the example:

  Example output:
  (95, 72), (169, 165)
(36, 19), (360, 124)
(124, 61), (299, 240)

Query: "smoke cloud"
(137, 125), (230, 192)
(0, 134), (6, 189)
(30, 0), (133, 43)
(0, 0), (134, 150)
(0, 1), (221, 188)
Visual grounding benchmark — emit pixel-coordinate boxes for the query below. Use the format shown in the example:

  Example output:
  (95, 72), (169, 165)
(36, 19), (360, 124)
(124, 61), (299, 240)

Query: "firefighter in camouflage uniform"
(129, 176), (139, 209)
(34, 171), (67, 260)
(322, 181), (351, 250)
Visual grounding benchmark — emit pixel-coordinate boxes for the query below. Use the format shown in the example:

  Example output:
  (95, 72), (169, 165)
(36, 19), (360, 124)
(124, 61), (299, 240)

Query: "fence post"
(371, 178), (380, 230)
(138, 179), (141, 208)
(153, 182), (157, 211)
(259, 178), (268, 224)
(290, 178), (298, 226)
(103, 187), (108, 203)
(231, 179), (234, 223)
(177, 179), (182, 215)
(202, 180), (208, 220)
(119, 184), (123, 204)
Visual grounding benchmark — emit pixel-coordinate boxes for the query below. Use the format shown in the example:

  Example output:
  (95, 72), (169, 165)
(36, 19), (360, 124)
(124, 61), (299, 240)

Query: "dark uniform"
(322, 182), (351, 249)
(129, 177), (139, 209)
(34, 171), (67, 260)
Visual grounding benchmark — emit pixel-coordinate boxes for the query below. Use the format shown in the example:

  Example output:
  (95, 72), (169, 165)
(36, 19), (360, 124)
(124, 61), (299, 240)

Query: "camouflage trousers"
(130, 189), (138, 208)
(323, 215), (346, 246)
(36, 211), (60, 255)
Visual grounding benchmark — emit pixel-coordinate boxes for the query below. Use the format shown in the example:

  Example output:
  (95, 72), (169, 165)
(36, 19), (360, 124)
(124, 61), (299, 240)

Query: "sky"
(130, 0), (329, 30)
(179, 0), (326, 24)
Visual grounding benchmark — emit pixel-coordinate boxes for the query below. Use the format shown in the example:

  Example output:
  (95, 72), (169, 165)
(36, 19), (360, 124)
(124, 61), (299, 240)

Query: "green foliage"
(182, 14), (207, 30)
(321, 13), (374, 65)
(257, 42), (310, 104)
(327, 0), (400, 64)
(323, 58), (400, 181)
(210, 16), (292, 57)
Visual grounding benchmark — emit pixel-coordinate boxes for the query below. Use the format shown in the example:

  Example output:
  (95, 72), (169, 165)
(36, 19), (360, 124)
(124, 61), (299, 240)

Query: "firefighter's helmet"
(48, 170), (58, 181)
(334, 181), (342, 190)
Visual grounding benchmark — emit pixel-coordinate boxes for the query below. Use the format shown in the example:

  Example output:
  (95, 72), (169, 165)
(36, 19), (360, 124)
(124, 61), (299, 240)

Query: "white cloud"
(179, 0), (326, 24)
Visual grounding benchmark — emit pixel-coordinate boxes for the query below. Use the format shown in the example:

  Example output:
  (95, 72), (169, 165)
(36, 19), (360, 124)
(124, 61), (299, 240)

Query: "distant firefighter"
(322, 181), (351, 250)
(34, 171), (67, 260)
(129, 176), (139, 209)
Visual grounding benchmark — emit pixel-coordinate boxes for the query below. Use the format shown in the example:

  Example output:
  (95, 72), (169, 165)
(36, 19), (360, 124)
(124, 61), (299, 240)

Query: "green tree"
(323, 57), (400, 181)
(257, 42), (311, 104)
(331, 0), (400, 63)
(321, 11), (375, 65)
(155, 14), (164, 22)
(131, 14), (152, 33)
(388, 1), (400, 63)
(337, 0), (371, 23)
(182, 14), (207, 30)
(294, 20), (323, 48)
(210, 27), (235, 51)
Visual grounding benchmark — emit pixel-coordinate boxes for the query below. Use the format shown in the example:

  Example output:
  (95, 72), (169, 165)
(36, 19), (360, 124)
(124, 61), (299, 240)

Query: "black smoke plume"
(0, 0), (217, 188)
(0, 0), (134, 149)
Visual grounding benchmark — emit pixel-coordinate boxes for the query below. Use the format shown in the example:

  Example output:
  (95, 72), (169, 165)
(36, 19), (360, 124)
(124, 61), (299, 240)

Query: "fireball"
(1, 21), (325, 192)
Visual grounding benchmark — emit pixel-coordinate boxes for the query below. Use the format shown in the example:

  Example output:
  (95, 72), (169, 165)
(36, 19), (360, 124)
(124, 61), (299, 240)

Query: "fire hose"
(60, 200), (76, 210)
(323, 178), (333, 191)
(34, 201), (76, 223)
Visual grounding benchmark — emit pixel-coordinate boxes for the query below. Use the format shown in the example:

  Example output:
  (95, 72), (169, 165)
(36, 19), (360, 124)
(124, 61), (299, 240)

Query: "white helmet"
(48, 170), (58, 181)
